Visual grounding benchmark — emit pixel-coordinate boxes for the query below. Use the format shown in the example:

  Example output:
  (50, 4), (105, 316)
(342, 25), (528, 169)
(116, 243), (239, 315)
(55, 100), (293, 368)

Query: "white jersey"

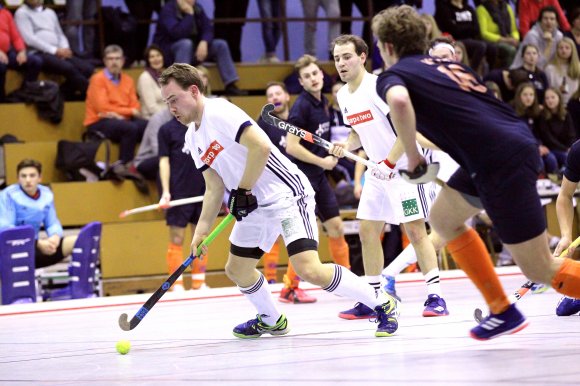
(337, 72), (423, 170)
(184, 98), (313, 205)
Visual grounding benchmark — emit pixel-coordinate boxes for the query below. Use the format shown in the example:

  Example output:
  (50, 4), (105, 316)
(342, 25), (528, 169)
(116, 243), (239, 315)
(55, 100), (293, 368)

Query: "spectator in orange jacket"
(84, 45), (147, 166)
(0, 4), (41, 102)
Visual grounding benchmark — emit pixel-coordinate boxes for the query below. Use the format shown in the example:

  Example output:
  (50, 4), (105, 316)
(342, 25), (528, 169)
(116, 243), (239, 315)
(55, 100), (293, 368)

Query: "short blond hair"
(159, 63), (206, 95)
(294, 54), (319, 77)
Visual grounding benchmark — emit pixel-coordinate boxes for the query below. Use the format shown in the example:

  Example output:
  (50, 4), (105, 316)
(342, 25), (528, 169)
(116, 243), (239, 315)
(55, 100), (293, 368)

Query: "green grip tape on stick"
(195, 214), (234, 256)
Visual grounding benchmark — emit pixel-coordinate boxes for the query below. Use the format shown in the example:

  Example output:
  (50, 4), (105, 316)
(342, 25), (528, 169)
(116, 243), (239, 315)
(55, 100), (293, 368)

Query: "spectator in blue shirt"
(0, 159), (77, 268)
(153, 0), (247, 96)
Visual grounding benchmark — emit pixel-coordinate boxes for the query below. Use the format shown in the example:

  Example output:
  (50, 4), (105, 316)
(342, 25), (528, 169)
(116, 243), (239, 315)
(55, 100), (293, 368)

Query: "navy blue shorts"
(446, 146), (545, 244)
(307, 172), (340, 223)
(166, 203), (202, 228)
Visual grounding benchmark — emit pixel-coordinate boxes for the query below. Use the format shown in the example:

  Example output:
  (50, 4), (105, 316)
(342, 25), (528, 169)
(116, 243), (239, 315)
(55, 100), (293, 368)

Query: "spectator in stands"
(137, 44), (167, 120)
(511, 6), (564, 70)
(0, 3), (41, 102)
(420, 14), (442, 41)
(455, 40), (471, 66)
(435, 0), (488, 73)
(158, 116), (208, 291)
(257, 0), (281, 63)
(545, 37), (580, 105)
(513, 82), (558, 173)
(301, 0), (340, 58)
(153, 0), (247, 96)
(509, 44), (549, 102)
(518, 0), (570, 39)
(0, 159), (77, 269)
(196, 65), (215, 97)
(125, 0), (162, 66)
(564, 8), (580, 55)
(339, 0), (393, 47)
(485, 80), (503, 99)
(476, 0), (520, 69)
(535, 87), (577, 169)
(568, 86), (580, 137)
(286, 54), (351, 272)
(214, 0), (249, 62)
(64, 0), (97, 60)
(84, 45), (147, 167)
(14, 0), (94, 101)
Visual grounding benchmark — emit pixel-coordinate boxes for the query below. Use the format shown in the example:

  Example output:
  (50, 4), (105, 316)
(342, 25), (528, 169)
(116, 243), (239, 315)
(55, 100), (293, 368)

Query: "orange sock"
(262, 241), (281, 283)
(284, 260), (301, 288)
(329, 236), (350, 269)
(447, 228), (509, 314)
(166, 243), (184, 288)
(552, 259), (580, 297)
(191, 252), (208, 290)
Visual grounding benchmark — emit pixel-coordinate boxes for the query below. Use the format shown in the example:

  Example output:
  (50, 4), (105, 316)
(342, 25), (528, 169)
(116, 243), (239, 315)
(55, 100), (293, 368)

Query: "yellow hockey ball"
(116, 340), (131, 355)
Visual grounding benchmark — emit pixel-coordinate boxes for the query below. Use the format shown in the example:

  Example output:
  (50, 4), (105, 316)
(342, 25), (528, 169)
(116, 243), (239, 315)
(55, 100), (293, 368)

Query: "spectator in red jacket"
(519, 0), (570, 38)
(0, 4), (41, 102)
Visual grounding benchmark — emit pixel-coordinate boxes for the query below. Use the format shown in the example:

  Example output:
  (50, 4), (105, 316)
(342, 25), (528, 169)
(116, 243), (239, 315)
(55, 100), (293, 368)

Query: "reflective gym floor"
(1, 267), (578, 386)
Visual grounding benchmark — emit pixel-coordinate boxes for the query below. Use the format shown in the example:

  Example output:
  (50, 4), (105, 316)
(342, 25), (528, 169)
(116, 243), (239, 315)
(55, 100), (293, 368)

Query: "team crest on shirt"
(201, 140), (224, 166)
(346, 110), (373, 126)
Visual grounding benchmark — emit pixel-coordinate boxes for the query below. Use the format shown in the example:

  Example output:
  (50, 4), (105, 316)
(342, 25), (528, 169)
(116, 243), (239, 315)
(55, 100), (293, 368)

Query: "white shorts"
(229, 194), (319, 255)
(357, 171), (437, 224)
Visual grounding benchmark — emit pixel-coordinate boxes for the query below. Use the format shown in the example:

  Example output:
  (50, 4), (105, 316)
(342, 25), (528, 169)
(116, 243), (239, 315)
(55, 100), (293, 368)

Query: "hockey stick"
(261, 103), (441, 185)
(119, 196), (204, 218)
(118, 214), (234, 331)
(473, 235), (580, 322)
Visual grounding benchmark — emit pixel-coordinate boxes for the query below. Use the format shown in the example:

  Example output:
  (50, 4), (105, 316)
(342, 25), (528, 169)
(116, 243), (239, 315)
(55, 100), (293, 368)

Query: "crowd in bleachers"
(1, 0), (580, 298)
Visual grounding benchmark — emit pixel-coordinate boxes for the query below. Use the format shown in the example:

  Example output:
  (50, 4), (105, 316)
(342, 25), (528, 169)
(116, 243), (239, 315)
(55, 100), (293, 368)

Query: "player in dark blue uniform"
(553, 139), (580, 316)
(158, 117), (207, 290)
(286, 55), (351, 274)
(373, 5), (580, 340)
(255, 81), (317, 304)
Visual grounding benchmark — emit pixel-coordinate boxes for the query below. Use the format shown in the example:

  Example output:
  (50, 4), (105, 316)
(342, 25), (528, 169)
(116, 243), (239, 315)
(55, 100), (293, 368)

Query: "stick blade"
(118, 313), (132, 331)
(261, 103), (276, 124)
(400, 162), (440, 184)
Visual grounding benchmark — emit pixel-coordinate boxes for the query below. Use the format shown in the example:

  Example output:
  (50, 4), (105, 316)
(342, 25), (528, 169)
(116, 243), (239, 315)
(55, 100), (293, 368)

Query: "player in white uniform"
(158, 63), (399, 338)
(330, 34), (450, 318)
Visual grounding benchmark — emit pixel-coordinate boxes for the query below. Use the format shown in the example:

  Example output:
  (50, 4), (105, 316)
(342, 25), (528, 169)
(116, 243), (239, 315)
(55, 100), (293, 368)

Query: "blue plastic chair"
(0, 225), (37, 305)
(44, 222), (102, 301)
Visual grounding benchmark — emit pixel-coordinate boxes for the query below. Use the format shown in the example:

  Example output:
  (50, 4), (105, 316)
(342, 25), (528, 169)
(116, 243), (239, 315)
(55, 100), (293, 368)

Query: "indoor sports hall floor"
(0, 267), (579, 386)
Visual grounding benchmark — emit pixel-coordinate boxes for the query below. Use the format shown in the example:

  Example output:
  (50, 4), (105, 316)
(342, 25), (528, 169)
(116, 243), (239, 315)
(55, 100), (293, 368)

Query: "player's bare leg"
(188, 223), (207, 289)
(166, 226), (187, 290)
(62, 235), (77, 257)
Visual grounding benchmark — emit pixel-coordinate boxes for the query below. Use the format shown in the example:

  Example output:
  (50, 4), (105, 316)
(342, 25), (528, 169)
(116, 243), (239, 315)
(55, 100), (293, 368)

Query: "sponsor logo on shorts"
(201, 140), (224, 166)
(346, 110), (373, 125)
(402, 198), (419, 217)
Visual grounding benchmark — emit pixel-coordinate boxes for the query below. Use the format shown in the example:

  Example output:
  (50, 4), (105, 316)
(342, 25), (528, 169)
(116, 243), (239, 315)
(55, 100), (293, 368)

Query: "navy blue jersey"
(256, 115), (287, 156)
(158, 118), (205, 198)
(288, 90), (332, 176)
(564, 139), (580, 183)
(376, 55), (538, 177)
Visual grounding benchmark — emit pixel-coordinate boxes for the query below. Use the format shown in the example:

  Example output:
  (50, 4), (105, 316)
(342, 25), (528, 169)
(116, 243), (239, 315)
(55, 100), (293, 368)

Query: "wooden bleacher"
(0, 62), (340, 296)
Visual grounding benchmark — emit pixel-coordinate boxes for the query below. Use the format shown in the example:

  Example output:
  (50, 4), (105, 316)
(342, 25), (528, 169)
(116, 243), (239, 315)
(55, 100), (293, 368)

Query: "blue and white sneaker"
(556, 296), (580, 316)
(338, 302), (377, 320)
(373, 297), (399, 337)
(422, 294), (449, 317)
(470, 304), (528, 340)
(381, 275), (401, 302)
(531, 283), (549, 294)
(233, 314), (290, 339)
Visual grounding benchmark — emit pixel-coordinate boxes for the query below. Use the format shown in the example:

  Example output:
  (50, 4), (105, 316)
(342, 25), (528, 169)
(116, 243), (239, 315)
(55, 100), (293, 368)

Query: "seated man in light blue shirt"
(0, 159), (77, 268)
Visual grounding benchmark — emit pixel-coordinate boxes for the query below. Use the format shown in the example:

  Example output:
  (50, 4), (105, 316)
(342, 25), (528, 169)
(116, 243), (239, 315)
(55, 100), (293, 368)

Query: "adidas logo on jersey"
(343, 107), (348, 114)
(197, 147), (203, 155)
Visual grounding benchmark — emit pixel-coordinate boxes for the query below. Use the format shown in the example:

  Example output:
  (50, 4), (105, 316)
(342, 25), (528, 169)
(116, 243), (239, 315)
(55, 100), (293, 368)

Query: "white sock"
(323, 265), (387, 308)
(382, 244), (417, 277)
(238, 273), (281, 326)
(424, 268), (442, 296)
(366, 275), (382, 296)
